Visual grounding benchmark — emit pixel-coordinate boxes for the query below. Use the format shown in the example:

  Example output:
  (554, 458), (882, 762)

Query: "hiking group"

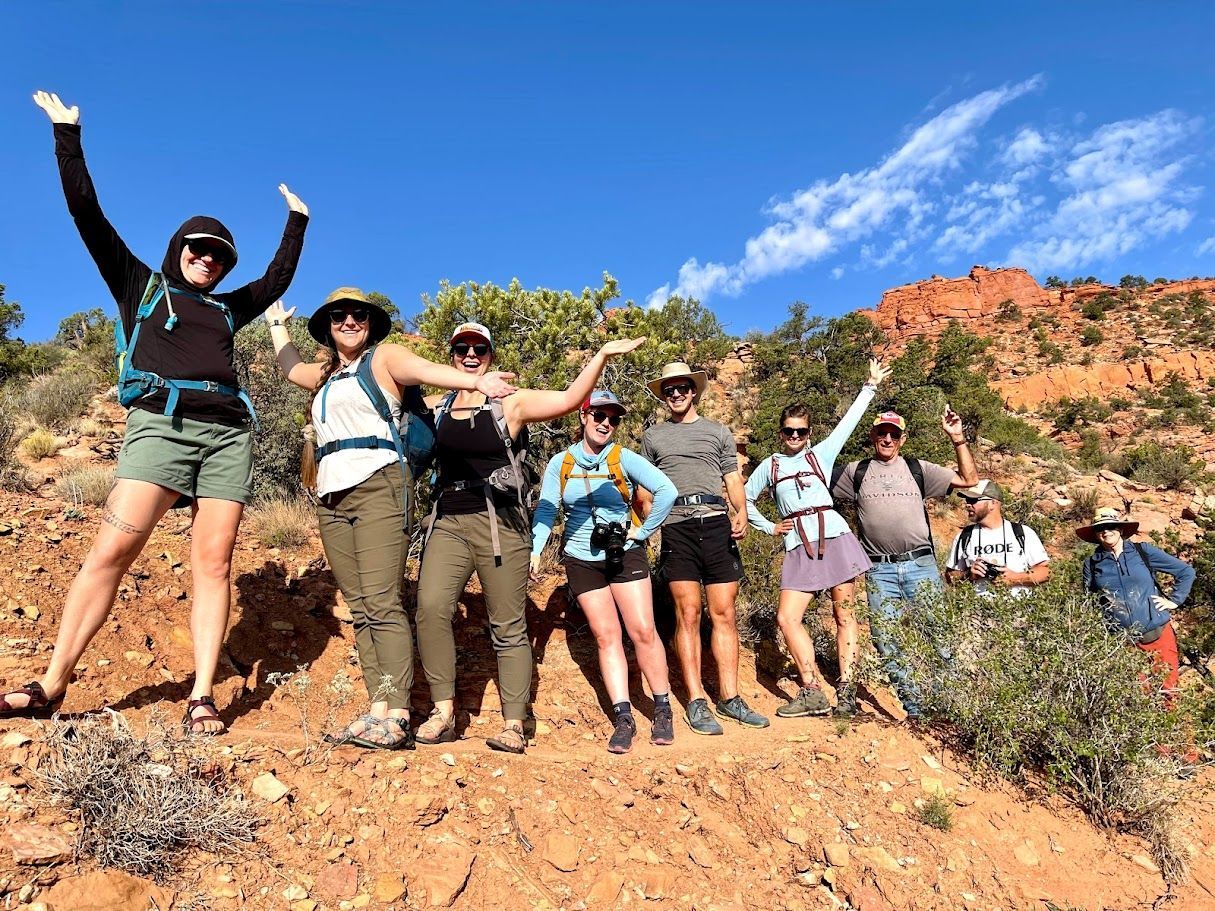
(0, 92), (1196, 757)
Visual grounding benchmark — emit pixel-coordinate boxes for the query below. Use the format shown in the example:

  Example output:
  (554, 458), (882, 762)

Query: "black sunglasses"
(586, 410), (623, 427)
(662, 382), (694, 398)
(961, 495), (993, 505)
(873, 428), (904, 440)
(185, 239), (233, 265)
(452, 342), (491, 357)
(329, 307), (369, 324)
(780, 426), (810, 439)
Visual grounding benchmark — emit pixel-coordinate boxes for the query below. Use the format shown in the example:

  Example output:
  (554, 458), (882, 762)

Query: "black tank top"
(436, 406), (513, 515)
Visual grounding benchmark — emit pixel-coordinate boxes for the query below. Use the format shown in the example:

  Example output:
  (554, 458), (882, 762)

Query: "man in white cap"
(945, 480), (1050, 597)
(830, 407), (977, 718)
(637, 362), (768, 735)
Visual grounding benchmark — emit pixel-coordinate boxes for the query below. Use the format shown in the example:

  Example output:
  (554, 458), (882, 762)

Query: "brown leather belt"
(786, 505), (832, 560)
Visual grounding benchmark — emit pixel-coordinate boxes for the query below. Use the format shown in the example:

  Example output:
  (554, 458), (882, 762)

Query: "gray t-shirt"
(640, 417), (737, 525)
(832, 456), (955, 557)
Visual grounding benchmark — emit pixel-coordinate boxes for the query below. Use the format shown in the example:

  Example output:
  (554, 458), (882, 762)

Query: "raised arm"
(942, 406), (979, 488)
(378, 344), (516, 399)
(504, 338), (645, 436)
(34, 91), (151, 316)
(815, 359), (888, 467)
(264, 302), (324, 390)
(226, 185), (309, 327)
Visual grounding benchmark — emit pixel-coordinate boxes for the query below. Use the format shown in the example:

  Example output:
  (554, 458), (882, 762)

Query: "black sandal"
(350, 717), (416, 751)
(182, 696), (227, 736)
(486, 724), (526, 754)
(0, 682), (65, 719)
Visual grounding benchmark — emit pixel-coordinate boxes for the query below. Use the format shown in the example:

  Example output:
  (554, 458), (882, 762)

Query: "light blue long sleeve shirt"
(531, 442), (676, 561)
(745, 383), (877, 552)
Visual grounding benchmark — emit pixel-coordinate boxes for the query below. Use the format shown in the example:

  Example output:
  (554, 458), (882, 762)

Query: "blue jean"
(865, 555), (943, 715)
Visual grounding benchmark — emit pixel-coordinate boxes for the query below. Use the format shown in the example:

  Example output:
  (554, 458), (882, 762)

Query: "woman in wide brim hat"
(646, 362), (708, 401)
(1075, 507), (1139, 543)
(262, 290), (519, 750)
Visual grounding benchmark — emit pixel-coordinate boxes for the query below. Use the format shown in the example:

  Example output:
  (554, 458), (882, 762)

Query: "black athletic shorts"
(659, 514), (742, 585)
(564, 548), (651, 598)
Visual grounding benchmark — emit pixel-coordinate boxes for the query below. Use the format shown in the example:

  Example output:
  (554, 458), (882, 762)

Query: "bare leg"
(186, 497), (244, 733)
(830, 581), (860, 683)
(669, 581), (706, 701)
(776, 589), (820, 687)
(20, 480), (179, 706)
(611, 577), (670, 697)
(705, 581), (740, 701)
(577, 586), (628, 705)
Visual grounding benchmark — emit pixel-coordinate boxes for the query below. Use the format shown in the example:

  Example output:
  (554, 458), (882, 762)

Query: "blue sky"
(2, 2), (1212, 343)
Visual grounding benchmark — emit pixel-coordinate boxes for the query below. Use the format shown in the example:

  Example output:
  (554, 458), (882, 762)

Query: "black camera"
(591, 521), (628, 568)
(983, 562), (1005, 580)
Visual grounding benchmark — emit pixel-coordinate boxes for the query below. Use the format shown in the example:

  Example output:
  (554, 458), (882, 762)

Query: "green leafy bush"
(1045, 396), (1112, 432)
(1107, 442), (1206, 490)
(1080, 325), (1104, 346)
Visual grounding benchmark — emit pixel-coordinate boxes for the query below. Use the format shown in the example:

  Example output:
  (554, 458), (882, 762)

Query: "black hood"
(161, 216), (238, 292)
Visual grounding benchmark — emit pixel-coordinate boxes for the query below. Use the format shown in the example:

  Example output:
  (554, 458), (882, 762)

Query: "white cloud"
(1198, 236), (1215, 257)
(1001, 127), (1050, 167)
(1007, 110), (1201, 271)
(647, 76), (1044, 306)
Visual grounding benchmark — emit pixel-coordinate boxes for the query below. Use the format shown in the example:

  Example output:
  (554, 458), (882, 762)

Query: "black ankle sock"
(613, 701), (632, 719)
(652, 692), (670, 706)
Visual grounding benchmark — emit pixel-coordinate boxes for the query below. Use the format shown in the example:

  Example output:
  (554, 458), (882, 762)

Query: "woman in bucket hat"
(1077, 507), (1195, 707)
(414, 327), (644, 754)
(531, 390), (678, 753)
(262, 293), (517, 748)
(744, 359), (890, 720)
(0, 93), (309, 733)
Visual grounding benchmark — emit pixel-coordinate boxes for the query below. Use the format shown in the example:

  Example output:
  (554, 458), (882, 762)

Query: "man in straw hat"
(637, 362), (769, 735)
(1077, 507), (1195, 707)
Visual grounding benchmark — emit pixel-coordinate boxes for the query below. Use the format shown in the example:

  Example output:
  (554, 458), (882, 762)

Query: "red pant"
(1136, 621), (1180, 706)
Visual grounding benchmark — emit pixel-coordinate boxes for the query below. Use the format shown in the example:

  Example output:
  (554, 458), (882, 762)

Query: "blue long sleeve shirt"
(531, 442), (676, 561)
(745, 383), (877, 551)
(1082, 541), (1195, 635)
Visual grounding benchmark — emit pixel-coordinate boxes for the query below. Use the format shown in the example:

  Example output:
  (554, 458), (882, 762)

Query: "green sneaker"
(775, 685), (832, 718)
(833, 681), (858, 718)
(715, 695), (770, 729)
(685, 698), (724, 735)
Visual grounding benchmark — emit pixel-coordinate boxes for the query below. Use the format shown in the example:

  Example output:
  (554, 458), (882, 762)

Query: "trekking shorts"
(116, 408), (254, 506)
(658, 514), (742, 585)
(563, 547), (651, 598)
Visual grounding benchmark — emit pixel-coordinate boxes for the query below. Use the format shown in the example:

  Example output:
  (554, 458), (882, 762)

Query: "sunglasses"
(452, 342), (491, 357)
(780, 426), (810, 439)
(185, 239), (233, 265)
(873, 429), (904, 440)
(662, 382), (694, 398)
(329, 307), (369, 324)
(961, 496), (994, 505)
(586, 410), (623, 427)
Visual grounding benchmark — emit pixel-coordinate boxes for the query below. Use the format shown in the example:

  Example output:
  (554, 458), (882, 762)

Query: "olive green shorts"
(116, 408), (254, 506)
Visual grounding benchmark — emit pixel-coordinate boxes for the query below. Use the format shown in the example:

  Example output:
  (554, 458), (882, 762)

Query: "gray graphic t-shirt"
(832, 456), (955, 556)
(640, 417), (738, 525)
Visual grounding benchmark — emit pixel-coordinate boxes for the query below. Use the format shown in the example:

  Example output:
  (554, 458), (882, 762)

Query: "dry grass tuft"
(54, 463), (115, 507)
(248, 496), (314, 548)
(34, 711), (259, 878)
(19, 427), (62, 460)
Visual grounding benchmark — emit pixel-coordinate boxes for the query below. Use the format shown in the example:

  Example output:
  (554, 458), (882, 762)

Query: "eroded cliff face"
(993, 351), (1215, 410)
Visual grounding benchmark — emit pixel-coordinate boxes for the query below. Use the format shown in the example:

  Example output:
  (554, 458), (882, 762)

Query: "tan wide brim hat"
(1075, 507), (1139, 544)
(646, 361), (709, 401)
(307, 286), (393, 348)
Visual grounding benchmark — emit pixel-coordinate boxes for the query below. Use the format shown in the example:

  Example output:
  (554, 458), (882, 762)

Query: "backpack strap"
(1131, 541), (1164, 597)
(852, 458), (872, 496)
(558, 452), (577, 500)
(958, 523), (976, 556)
(557, 446), (640, 527)
(1010, 521), (1027, 554)
(904, 456), (935, 552)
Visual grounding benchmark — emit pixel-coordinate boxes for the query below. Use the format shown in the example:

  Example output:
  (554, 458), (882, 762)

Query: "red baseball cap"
(872, 411), (907, 432)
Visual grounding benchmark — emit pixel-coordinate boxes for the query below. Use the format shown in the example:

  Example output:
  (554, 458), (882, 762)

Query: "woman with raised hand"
(414, 323), (644, 754)
(0, 92), (308, 733)
(744, 359), (890, 720)
(531, 391), (677, 754)
(264, 292), (516, 749)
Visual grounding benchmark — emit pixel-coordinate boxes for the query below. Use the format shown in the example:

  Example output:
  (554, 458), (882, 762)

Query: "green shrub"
(915, 794), (953, 832)
(1045, 396), (1112, 432)
(994, 299), (1022, 323)
(14, 370), (95, 430)
(1038, 341), (1064, 364)
(1108, 442), (1206, 489)
(19, 427), (61, 460)
(1080, 325), (1103, 346)
(884, 582), (1199, 878)
(1081, 299), (1106, 321)
(0, 405), (28, 490)
(1075, 429), (1107, 471)
(54, 463), (115, 507)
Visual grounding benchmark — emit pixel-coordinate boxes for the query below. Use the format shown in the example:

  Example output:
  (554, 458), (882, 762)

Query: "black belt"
(674, 494), (726, 507)
(870, 545), (934, 564)
(443, 479), (488, 492)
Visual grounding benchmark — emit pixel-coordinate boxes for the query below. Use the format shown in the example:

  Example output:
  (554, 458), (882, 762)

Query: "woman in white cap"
(262, 295), (517, 749)
(531, 390), (677, 753)
(1077, 507), (1196, 707)
(1, 93), (308, 733)
(744, 359), (890, 720)
(414, 323), (643, 753)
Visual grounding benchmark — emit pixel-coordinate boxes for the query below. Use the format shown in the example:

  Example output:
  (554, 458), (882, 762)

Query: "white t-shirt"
(946, 519), (1049, 598)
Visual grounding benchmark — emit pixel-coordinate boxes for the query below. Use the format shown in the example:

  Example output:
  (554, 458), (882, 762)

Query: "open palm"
(33, 91), (79, 125)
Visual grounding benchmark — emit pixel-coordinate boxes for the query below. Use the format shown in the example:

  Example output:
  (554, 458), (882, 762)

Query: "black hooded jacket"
(53, 124), (308, 426)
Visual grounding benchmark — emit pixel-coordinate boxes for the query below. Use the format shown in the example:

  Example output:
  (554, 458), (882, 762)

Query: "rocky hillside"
(0, 272), (1213, 910)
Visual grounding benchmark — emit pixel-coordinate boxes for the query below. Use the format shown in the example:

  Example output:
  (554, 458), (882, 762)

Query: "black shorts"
(659, 514), (742, 585)
(564, 548), (651, 598)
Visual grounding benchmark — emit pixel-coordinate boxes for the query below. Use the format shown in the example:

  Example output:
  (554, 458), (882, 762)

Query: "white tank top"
(312, 351), (403, 497)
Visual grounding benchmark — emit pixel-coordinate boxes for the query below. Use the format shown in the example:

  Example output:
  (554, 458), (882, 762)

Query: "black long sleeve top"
(53, 123), (308, 426)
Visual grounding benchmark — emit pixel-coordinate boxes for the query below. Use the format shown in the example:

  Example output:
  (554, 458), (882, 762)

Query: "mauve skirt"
(779, 531), (873, 593)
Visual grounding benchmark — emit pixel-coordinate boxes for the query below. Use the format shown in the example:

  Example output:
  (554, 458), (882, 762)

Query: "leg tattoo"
(102, 505), (143, 535)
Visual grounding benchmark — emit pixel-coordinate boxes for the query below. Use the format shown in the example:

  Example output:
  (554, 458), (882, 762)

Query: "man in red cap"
(831, 407), (977, 719)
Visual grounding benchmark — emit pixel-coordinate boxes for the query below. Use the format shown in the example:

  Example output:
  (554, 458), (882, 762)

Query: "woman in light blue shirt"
(532, 391), (677, 753)
(744, 359), (889, 719)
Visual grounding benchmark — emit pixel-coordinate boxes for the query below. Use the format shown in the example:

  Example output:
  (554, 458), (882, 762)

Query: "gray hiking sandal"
(776, 685), (832, 718)
(715, 695), (770, 729)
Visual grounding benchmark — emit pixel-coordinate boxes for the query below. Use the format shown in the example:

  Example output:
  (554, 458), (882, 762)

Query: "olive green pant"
(416, 508), (532, 721)
(317, 462), (412, 710)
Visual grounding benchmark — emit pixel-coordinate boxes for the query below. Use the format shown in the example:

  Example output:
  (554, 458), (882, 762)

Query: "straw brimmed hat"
(307, 287), (393, 347)
(1075, 506), (1139, 543)
(646, 362), (708, 401)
